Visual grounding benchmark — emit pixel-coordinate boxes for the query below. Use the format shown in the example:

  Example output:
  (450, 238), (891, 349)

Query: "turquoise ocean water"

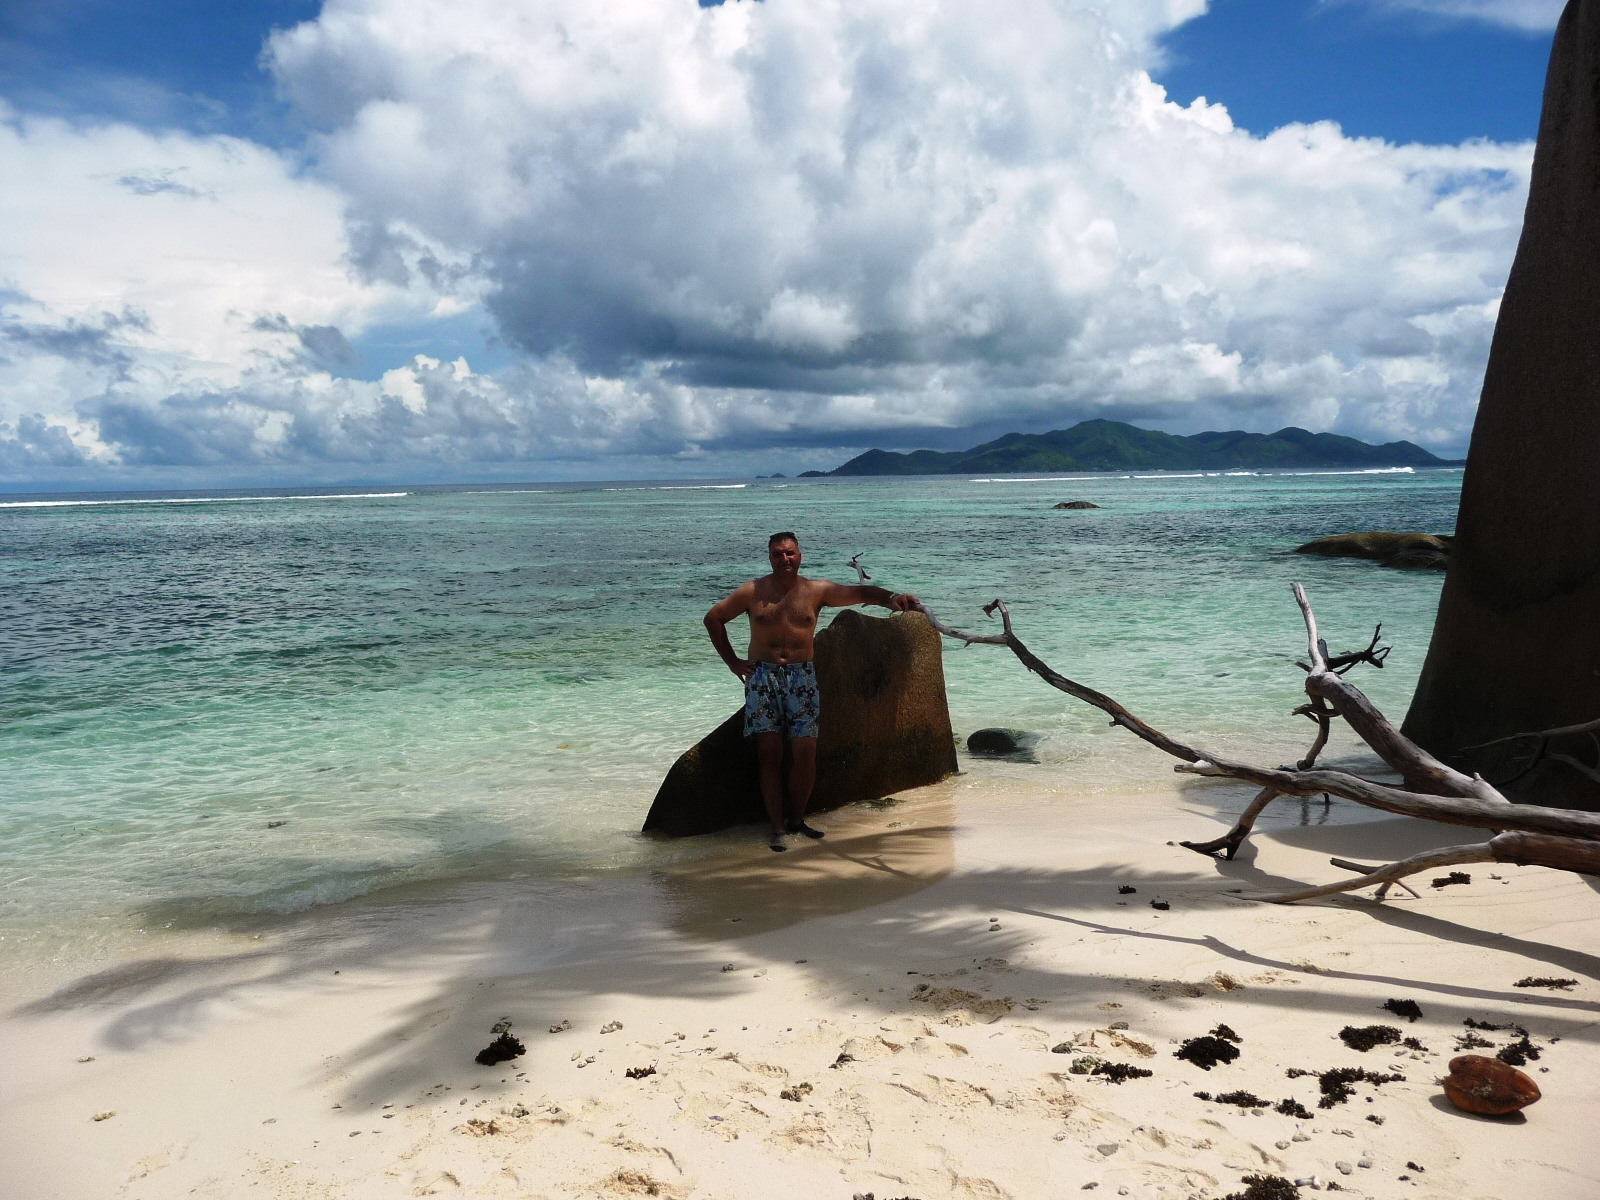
(0, 469), (1461, 964)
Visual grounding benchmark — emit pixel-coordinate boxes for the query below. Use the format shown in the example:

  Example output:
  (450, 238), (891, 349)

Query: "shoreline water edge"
(6, 469), (1597, 1196)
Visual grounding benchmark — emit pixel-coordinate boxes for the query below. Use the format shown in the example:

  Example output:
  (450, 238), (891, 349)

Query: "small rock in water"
(1443, 1054), (1541, 1115)
(1053, 500), (1101, 509)
(267, 820), (287, 829)
(1150, 900), (1170, 911)
(966, 727), (1030, 756)
(1118, 885), (1136, 895)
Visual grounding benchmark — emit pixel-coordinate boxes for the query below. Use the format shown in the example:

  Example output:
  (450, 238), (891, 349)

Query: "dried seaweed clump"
(1093, 1062), (1153, 1084)
(1339, 1025), (1401, 1052)
(1316, 1067), (1404, 1108)
(1497, 1034), (1542, 1067)
(1431, 872), (1471, 888)
(474, 1032), (526, 1066)
(1382, 998), (1423, 1022)
(1175, 1024), (1242, 1070)
(1275, 1098), (1314, 1119)
(1514, 977), (1577, 990)
(1222, 1175), (1301, 1200)
(1195, 1090), (1269, 1108)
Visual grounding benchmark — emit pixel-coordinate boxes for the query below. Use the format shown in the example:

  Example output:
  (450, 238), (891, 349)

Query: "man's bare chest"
(750, 584), (820, 626)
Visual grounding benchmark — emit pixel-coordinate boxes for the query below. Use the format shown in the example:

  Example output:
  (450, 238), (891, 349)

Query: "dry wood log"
(914, 587), (1600, 903)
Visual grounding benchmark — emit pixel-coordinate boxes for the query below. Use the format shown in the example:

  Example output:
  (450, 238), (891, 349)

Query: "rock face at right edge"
(1403, 0), (1600, 810)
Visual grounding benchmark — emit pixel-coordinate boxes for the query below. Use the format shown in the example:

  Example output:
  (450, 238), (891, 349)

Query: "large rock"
(642, 610), (959, 836)
(1404, 0), (1600, 809)
(1294, 532), (1451, 570)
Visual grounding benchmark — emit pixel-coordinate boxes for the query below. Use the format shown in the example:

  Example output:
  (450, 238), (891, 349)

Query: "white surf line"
(0, 492), (410, 509)
(1275, 466), (1417, 477)
(601, 483), (749, 491)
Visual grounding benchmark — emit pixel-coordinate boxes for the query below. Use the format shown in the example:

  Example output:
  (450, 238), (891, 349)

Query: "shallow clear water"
(0, 469), (1460, 958)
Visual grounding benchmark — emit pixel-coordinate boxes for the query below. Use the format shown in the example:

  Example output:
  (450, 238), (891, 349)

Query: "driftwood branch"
(917, 587), (1600, 903)
(1460, 716), (1600, 788)
(1256, 832), (1600, 903)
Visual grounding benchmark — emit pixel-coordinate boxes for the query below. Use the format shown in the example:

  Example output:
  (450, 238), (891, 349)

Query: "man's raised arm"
(704, 583), (756, 681)
(820, 581), (920, 611)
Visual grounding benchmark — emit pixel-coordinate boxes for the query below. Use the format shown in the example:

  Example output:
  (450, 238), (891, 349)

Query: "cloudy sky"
(0, 0), (1561, 489)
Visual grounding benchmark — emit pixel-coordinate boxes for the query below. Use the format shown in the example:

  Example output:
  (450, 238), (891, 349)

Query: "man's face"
(768, 539), (801, 576)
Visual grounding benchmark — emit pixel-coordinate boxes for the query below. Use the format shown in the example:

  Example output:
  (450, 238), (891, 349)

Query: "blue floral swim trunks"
(743, 661), (821, 739)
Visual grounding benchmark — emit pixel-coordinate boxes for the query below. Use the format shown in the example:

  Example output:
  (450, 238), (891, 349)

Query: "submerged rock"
(965, 727), (1033, 756)
(642, 611), (958, 837)
(1294, 531), (1451, 570)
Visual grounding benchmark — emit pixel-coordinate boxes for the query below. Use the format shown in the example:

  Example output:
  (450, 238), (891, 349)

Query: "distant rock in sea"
(822, 418), (1456, 476)
(1294, 532), (1452, 571)
(1053, 500), (1100, 510)
(642, 611), (958, 837)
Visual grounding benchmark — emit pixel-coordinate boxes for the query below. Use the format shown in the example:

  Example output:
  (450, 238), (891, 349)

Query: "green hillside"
(821, 419), (1454, 476)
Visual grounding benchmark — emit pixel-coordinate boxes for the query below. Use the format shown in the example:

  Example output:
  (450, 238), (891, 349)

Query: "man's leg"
(784, 736), (822, 836)
(756, 732), (788, 851)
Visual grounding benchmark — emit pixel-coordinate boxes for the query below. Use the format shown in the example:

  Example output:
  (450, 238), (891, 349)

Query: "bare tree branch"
(1256, 831), (1600, 903)
(916, 585), (1600, 903)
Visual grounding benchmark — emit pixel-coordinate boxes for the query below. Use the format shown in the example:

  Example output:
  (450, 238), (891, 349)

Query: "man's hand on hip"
(732, 659), (757, 682)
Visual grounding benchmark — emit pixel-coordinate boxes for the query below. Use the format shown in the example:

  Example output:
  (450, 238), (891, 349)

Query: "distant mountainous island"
(805, 419), (1458, 477)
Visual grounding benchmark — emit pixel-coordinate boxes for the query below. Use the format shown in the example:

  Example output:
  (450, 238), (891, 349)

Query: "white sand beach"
(5, 772), (1598, 1200)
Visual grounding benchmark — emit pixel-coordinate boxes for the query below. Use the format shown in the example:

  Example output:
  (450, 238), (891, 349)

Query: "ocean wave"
(601, 484), (748, 492)
(0, 492), (409, 509)
(1278, 467), (1416, 477)
(1133, 472), (1206, 479)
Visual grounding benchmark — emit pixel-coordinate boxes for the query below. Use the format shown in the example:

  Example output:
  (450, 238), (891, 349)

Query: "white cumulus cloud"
(1, 0), (1538, 483)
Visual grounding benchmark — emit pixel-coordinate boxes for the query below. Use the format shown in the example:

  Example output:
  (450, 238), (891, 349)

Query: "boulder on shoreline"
(1404, 1), (1600, 809)
(642, 611), (959, 837)
(1294, 532), (1452, 570)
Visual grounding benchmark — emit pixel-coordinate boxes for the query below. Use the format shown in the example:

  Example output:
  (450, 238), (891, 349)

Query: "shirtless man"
(705, 532), (919, 851)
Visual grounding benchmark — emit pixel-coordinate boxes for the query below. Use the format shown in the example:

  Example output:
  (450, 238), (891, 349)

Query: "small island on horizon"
(801, 418), (1459, 477)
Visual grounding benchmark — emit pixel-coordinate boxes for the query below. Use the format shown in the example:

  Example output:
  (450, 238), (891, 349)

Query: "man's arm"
(818, 581), (920, 611)
(704, 583), (757, 681)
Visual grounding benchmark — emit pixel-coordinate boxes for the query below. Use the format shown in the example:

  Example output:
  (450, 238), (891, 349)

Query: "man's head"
(767, 531), (801, 576)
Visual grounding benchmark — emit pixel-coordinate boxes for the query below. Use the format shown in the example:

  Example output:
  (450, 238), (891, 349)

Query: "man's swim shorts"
(743, 661), (821, 739)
